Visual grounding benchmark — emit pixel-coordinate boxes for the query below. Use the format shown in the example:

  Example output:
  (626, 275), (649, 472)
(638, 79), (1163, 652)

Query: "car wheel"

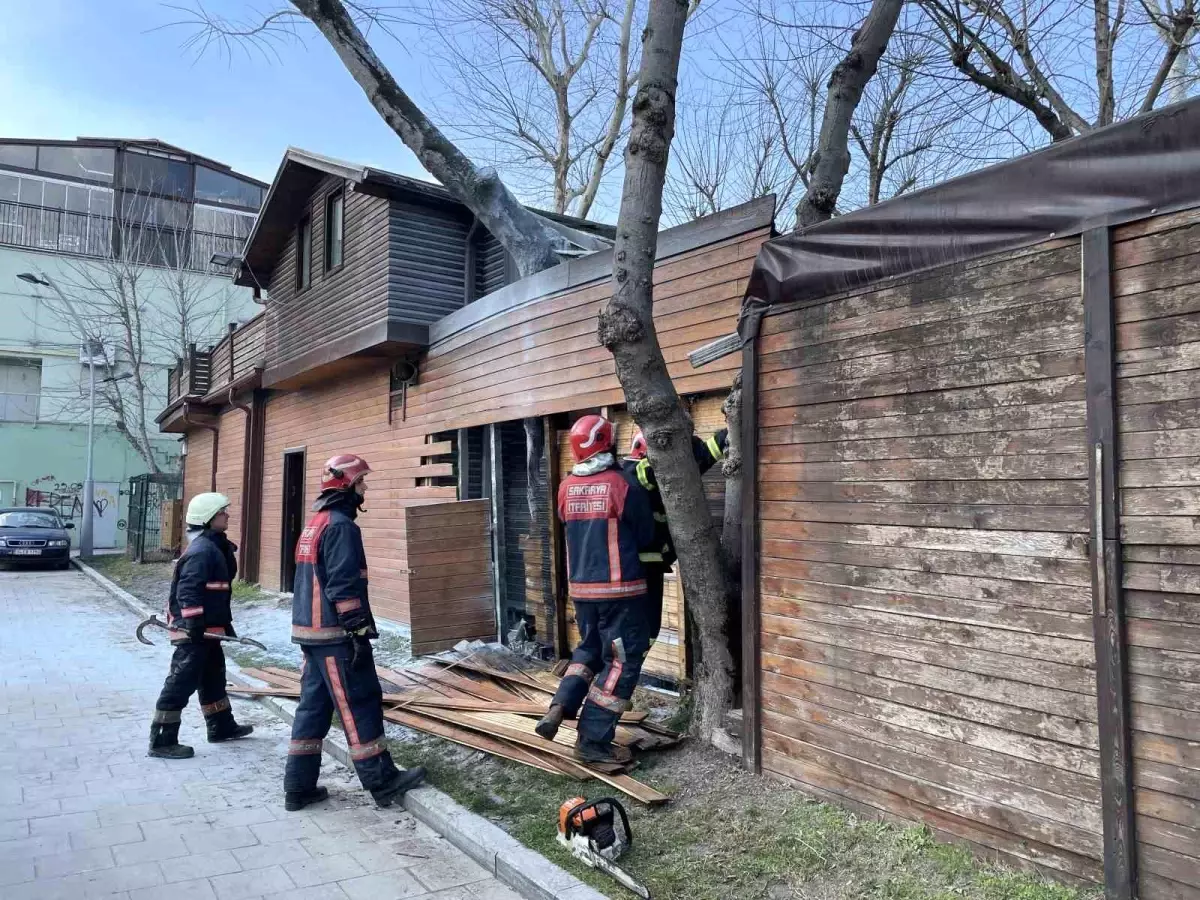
(57, 560), (71, 571)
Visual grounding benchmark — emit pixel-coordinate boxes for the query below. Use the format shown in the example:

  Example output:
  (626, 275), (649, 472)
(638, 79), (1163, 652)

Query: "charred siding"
(388, 199), (472, 323)
(475, 231), (512, 299)
(265, 175), (391, 371)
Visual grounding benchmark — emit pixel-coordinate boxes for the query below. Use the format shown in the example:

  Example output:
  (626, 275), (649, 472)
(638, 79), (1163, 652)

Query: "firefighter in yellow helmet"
(149, 492), (253, 759)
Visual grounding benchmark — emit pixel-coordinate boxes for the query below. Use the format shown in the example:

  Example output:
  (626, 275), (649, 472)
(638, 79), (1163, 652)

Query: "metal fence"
(127, 473), (184, 562)
(0, 199), (244, 273)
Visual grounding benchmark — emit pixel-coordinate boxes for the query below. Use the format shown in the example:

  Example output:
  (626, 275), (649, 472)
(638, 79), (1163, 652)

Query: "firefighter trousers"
(152, 637), (234, 727)
(551, 598), (651, 749)
(284, 643), (400, 793)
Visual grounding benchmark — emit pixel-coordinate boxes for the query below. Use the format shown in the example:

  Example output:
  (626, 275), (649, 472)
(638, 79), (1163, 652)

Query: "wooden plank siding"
(231, 222), (771, 634)
(264, 175), (392, 374)
(754, 234), (1104, 881)
(214, 408), (246, 548)
(1112, 207), (1200, 900)
(183, 428), (214, 505)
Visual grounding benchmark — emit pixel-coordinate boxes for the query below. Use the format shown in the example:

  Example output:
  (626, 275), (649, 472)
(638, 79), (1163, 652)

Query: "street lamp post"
(17, 272), (97, 557)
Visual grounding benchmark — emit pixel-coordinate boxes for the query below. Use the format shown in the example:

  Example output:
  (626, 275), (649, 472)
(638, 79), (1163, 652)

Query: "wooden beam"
(1083, 226), (1137, 900)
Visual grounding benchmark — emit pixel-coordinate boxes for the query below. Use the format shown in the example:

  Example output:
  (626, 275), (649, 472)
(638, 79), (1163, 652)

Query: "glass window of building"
(194, 166), (263, 209)
(325, 191), (344, 270)
(37, 146), (115, 183)
(0, 144), (37, 170)
(121, 150), (191, 199)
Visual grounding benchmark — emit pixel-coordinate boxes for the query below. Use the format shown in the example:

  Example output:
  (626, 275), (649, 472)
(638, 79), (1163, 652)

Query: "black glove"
(185, 621), (207, 642)
(350, 630), (373, 671)
(714, 428), (729, 451)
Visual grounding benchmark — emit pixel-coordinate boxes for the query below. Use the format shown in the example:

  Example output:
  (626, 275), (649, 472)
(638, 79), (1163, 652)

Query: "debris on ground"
(234, 641), (681, 807)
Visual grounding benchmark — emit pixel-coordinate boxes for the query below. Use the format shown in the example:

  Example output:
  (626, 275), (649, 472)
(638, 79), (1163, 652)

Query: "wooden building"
(732, 100), (1200, 897)
(157, 145), (773, 680)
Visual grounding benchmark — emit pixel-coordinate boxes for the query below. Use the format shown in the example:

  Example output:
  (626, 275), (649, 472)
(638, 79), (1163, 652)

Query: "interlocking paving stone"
(0, 570), (525, 900)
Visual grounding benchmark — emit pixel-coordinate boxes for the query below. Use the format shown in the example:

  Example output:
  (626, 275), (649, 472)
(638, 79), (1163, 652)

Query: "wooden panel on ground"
(406, 500), (495, 655)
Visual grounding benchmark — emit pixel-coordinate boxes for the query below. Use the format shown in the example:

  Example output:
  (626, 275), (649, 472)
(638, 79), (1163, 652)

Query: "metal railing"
(0, 199), (248, 273)
(166, 313), (265, 405)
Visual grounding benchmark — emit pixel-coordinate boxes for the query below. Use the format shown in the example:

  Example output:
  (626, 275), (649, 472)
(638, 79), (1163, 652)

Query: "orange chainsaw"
(557, 797), (649, 898)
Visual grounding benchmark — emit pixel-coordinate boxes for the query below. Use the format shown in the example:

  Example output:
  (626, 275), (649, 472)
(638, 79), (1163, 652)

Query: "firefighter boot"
(206, 711), (254, 744)
(149, 722), (195, 760)
(535, 704), (566, 740)
(573, 737), (633, 767)
(284, 786), (330, 812)
(371, 767), (427, 808)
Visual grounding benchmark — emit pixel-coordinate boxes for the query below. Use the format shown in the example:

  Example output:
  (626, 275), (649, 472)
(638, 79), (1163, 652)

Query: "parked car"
(0, 508), (74, 570)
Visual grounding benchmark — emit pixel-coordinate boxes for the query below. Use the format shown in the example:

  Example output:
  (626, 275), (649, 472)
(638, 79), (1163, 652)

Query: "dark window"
(17, 178), (42, 206)
(325, 191), (344, 270)
(0, 144), (37, 170)
(119, 192), (189, 229)
(297, 216), (312, 291)
(124, 225), (183, 268)
(0, 173), (17, 203)
(194, 166), (263, 209)
(41, 181), (67, 212)
(120, 151), (191, 199)
(37, 146), (115, 183)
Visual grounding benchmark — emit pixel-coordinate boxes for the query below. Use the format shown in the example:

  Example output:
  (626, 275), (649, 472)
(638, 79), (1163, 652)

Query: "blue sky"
(0, 0), (434, 187)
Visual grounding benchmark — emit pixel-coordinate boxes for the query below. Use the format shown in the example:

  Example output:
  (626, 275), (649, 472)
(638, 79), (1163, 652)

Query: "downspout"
(738, 299), (768, 775)
(182, 404), (220, 493)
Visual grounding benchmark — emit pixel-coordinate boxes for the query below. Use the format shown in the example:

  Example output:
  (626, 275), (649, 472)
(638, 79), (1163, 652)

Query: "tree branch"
(795, 0), (904, 229)
(288, 0), (562, 275)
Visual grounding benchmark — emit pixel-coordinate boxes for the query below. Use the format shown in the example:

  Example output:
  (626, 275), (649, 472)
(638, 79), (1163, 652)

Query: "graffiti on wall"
(26, 476), (84, 520)
(25, 475), (122, 548)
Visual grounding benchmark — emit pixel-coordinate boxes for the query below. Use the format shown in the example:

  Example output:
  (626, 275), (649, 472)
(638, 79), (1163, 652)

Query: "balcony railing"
(0, 199), (247, 273)
(165, 312), (265, 405)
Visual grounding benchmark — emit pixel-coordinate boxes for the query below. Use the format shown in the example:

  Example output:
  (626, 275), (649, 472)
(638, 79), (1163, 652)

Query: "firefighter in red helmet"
(623, 424), (727, 642)
(535, 415), (656, 765)
(283, 454), (426, 812)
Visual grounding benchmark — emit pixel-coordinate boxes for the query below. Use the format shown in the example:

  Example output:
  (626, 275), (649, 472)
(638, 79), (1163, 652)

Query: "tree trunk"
(292, 0), (562, 275)
(795, 0), (904, 229)
(598, 0), (735, 742)
(720, 371), (743, 697)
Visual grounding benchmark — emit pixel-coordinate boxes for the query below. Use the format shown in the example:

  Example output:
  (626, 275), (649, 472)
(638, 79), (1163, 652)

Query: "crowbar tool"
(135, 614), (268, 651)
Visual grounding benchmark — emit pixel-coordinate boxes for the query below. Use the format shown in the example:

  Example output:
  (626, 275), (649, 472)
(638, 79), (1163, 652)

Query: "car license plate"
(13, 548), (42, 556)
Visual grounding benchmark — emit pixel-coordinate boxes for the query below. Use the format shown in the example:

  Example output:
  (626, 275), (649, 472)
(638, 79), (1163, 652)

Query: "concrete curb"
(74, 558), (608, 900)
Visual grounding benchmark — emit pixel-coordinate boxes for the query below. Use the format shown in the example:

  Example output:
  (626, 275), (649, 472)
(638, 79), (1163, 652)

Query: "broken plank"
(384, 708), (568, 777)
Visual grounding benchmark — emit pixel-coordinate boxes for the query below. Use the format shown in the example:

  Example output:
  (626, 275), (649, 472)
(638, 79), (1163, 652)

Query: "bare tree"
(664, 96), (804, 224)
(916, 0), (1199, 143)
(27, 194), (241, 473)
(597, 0), (735, 735)
(419, 0), (641, 219)
(173, 0), (899, 742)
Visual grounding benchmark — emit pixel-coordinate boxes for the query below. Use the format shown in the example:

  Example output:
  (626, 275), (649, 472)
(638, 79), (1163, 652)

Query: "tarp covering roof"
(745, 97), (1200, 311)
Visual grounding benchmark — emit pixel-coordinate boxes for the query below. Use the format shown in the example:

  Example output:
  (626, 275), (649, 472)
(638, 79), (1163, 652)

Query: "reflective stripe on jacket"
(291, 500), (374, 646)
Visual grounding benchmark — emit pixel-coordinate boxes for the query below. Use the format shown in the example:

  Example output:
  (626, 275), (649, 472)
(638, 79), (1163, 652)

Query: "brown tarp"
(745, 98), (1200, 311)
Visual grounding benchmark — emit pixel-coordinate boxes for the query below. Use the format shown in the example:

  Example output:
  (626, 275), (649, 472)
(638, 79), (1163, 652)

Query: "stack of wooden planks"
(233, 653), (679, 806)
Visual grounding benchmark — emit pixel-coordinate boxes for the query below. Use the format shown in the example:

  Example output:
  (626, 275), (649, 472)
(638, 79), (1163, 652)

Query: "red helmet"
(321, 454), (371, 491)
(628, 427), (648, 460)
(569, 415), (614, 463)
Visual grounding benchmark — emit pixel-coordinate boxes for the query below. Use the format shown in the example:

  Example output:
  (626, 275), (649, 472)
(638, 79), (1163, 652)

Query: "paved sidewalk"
(0, 568), (523, 900)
